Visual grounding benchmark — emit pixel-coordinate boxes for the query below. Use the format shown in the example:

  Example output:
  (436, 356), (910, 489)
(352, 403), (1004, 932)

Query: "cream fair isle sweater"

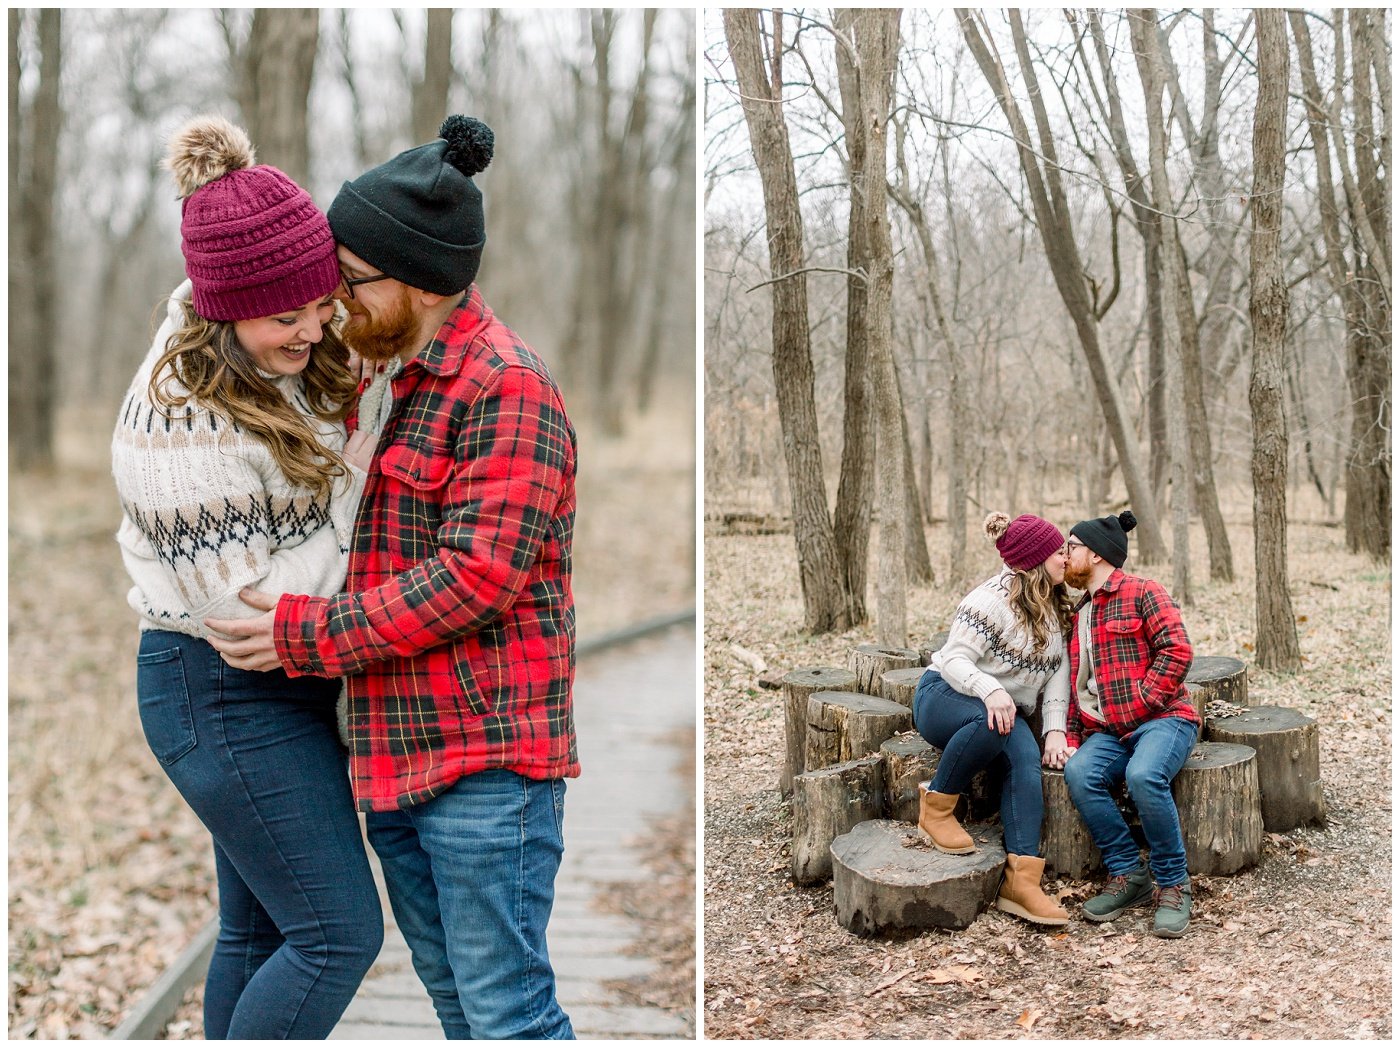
(112, 281), (366, 638)
(926, 567), (1070, 735)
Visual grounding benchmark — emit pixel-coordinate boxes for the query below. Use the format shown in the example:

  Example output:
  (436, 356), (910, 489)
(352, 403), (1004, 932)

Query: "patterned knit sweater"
(112, 282), (365, 638)
(927, 567), (1070, 735)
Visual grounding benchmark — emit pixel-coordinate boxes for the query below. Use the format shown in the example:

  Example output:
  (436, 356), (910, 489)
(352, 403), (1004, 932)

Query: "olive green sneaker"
(1082, 862), (1153, 922)
(1151, 881), (1192, 938)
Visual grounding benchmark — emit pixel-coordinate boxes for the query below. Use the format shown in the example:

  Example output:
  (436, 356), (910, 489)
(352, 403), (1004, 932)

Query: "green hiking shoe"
(1082, 862), (1153, 922)
(1151, 881), (1192, 938)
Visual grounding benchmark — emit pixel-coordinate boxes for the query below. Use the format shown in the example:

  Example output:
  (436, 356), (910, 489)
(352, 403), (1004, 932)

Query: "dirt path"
(703, 519), (1390, 1040)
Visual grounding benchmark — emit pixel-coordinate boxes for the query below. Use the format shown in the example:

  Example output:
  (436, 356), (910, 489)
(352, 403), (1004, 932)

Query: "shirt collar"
(408, 285), (490, 378)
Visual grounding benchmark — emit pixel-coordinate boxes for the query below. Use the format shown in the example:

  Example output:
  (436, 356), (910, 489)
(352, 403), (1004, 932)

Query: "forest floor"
(703, 505), (1390, 1040)
(8, 395), (695, 1039)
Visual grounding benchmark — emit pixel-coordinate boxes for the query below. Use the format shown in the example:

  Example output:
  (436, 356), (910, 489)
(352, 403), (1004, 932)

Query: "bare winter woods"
(705, 9), (1390, 657)
(9, 8), (696, 457)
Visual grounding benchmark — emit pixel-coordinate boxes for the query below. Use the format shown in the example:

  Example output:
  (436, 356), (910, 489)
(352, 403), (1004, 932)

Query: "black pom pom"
(439, 115), (493, 177)
(1118, 510), (1138, 533)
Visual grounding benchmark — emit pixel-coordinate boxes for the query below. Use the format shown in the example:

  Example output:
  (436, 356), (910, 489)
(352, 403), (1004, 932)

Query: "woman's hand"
(1042, 730), (1074, 769)
(983, 688), (1017, 735)
(343, 429), (376, 472)
(347, 349), (378, 388)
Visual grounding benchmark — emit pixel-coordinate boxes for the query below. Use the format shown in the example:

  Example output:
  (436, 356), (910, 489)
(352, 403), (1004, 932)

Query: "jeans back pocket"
(136, 645), (197, 766)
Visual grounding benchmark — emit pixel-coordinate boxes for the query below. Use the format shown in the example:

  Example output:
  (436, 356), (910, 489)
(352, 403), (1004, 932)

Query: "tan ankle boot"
(996, 853), (1069, 926)
(917, 785), (975, 854)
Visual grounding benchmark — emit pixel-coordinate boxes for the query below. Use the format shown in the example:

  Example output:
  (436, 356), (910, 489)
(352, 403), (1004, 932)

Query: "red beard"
(1064, 560), (1094, 589)
(341, 287), (420, 362)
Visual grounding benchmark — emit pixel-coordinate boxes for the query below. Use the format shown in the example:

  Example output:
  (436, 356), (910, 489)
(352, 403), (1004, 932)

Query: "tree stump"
(780, 667), (859, 796)
(849, 645), (921, 695)
(805, 691), (912, 772)
(831, 819), (1006, 935)
(1040, 768), (1102, 879)
(879, 667), (926, 709)
(881, 733), (938, 822)
(791, 755), (885, 885)
(1185, 683), (1206, 737)
(1185, 655), (1249, 706)
(1172, 743), (1263, 876)
(917, 631), (950, 666)
(1204, 706), (1325, 831)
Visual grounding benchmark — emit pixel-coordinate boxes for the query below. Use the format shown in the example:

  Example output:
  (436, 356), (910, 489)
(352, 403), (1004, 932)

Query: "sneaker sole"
(1081, 895), (1153, 922)
(1152, 924), (1187, 938)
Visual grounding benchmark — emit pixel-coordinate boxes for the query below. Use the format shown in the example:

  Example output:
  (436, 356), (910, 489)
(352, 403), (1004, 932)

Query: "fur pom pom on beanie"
(166, 115), (339, 322)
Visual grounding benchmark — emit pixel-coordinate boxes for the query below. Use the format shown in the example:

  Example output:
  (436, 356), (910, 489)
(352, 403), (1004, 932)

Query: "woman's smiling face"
(233, 295), (337, 376)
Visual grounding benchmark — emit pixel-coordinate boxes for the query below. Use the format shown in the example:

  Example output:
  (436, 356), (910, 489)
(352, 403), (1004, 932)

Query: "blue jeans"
(911, 670), (1043, 856)
(1064, 716), (1197, 887)
(365, 769), (574, 1039)
(135, 630), (382, 1039)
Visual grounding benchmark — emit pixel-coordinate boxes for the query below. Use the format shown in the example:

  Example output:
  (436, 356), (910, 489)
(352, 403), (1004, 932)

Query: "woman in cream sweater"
(912, 512), (1074, 926)
(111, 116), (379, 1038)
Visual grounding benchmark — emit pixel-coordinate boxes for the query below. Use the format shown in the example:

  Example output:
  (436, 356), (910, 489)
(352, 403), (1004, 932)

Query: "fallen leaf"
(1015, 1007), (1043, 1030)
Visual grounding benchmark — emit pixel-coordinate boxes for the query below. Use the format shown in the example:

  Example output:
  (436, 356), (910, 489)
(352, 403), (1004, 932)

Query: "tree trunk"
(1128, 10), (1233, 586)
(724, 9), (853, 632)
(238, 9), (319, 187)
(832, 9), (873, 623)
(851, 8), (907, 645)
(832, 819), (1005, 934)
(1248, 9), (1302, 672)
(1204, 706), (1325, 831)
(780, 666), (858, 797)
(9, 8), (61, 472)
(410, 8), (454, 145)
(791, 755), (885, 885)
(960, 9), (1167, 562)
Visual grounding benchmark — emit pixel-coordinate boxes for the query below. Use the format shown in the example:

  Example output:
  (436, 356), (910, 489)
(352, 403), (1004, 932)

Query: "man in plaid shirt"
(208, 116), (578, 1038)
(1057, 510), (1199, 939)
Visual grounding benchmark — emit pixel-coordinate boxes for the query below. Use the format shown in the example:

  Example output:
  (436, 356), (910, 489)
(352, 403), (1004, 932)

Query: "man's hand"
(204, 588), (283, 672)
(1042, 729), (1073, 769)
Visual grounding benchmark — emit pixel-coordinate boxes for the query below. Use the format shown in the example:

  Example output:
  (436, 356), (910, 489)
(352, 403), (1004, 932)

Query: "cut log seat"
(1171, 742), (1263, 876)
(791, 755), (885, 886)
(780, 667), (858, 796)
(1185, 655), (1249, 706)
(831, 819), (1006, 935)
(1204, 706), (1325, 831)
(848, 645), (921, 695)
(804, 691), (911, 772)
(879, 666), (927, 709)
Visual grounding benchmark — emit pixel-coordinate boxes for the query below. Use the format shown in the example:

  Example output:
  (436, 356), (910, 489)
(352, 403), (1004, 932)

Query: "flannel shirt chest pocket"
(378, 440), (453, 569)
(1101, 614), (1150, 683)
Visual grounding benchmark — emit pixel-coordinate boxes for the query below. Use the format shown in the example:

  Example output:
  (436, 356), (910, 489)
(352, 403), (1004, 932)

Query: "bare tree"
(410, 8), (454, 144)
(1248, 9), (1302, 671)
(223, 9), (320, 186)
(958, 9), (1167, 562)
(832, 8), (873, 622)
(1129, 10), (1234, 585)
(9, 8), (62, 471)
(1291, 10), (1391, 559)
(724, 8), (854, 633)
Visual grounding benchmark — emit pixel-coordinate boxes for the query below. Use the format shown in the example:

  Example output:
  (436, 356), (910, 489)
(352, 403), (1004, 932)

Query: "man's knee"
(1124, 761), (1171, 797)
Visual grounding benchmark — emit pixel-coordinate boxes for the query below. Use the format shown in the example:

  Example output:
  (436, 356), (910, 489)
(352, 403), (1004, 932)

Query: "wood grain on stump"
(791, 755), (885, 885)
(849, 645), (921, 695)
(1204, 706), (1326, 831)
(1184, 683), (1206, 737)
(917, 631), (951, 666)
(1040, 768), (1102, 879)
(879, 667), (926, 709)
(831, 819), (1006, 935)
(1172, 742), (1263, 876)
(881, 733), (938, 823)
(805, 691), (912, 772)
(1185, 655), (1249, 706)
(779, 667), (858, 796)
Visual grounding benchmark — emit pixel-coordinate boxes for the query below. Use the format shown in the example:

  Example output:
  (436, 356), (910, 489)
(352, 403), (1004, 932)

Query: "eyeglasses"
(339, 268), (392, 300)
(1064, 540), (1087, 554)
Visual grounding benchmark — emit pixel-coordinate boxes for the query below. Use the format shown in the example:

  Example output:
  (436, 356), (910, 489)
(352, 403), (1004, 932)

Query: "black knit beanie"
(1070, 510), (1137, 568)
(328, 115), (494, 295)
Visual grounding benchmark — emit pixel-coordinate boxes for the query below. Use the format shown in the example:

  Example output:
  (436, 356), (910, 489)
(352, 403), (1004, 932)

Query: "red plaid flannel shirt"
(273, 287), (579, 812)
(1065, 569), (1197, 748)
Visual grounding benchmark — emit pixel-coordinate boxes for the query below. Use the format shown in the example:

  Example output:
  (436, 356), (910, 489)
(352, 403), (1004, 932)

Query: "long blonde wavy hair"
(985, 512), (1075, 653)
(148, 298), (357, 500)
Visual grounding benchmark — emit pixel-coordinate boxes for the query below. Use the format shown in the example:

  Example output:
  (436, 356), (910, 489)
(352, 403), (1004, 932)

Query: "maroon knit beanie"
(984, 512), (1065, 572)
(165, 116), (340, 322)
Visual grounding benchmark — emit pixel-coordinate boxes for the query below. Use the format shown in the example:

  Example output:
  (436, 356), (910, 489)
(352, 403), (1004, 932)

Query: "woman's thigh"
(912, 671), (988, 749)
